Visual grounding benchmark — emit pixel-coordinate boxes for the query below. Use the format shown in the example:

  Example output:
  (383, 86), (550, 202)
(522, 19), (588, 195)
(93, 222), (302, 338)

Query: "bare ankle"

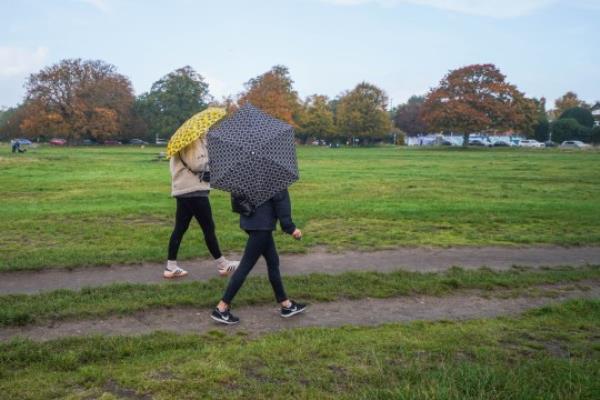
(217, 301), (229, 313)
(281, 300), (292, 308)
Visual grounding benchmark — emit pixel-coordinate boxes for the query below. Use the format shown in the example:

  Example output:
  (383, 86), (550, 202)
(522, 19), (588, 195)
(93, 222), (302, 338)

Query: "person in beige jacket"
(165, 137), (238, 278)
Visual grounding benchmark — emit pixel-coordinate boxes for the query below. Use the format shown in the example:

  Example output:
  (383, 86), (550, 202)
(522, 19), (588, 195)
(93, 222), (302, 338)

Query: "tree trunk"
(463, 132), (469, 147)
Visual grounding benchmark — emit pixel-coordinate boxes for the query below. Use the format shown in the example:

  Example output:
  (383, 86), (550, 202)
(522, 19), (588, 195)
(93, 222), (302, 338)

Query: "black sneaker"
(210, 308), (240, 325)
(280, 301), (307, 318)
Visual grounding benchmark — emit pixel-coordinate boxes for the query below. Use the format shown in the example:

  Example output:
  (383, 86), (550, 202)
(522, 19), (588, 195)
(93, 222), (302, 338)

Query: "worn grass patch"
(1, 265), (598, 327)
(1, 299), (598, 399)
(2, 146), (600, 271)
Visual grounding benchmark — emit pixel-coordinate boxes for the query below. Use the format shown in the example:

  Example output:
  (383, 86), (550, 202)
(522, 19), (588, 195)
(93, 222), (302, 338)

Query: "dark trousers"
(168, 197), (222, 260)
(222, 230), (287, 304)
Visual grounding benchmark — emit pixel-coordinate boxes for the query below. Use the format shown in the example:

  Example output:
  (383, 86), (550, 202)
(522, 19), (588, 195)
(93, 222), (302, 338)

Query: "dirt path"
(2, 283), (598, 342)
(1, 246), (599, 295)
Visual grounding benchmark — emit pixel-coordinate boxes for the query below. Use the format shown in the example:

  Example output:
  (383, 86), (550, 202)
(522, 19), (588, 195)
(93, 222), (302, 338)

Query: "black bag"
(231, 193), (255, 216)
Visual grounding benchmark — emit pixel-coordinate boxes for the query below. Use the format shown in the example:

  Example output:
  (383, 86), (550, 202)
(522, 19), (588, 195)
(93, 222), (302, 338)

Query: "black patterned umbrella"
(207, 103), (299, 207)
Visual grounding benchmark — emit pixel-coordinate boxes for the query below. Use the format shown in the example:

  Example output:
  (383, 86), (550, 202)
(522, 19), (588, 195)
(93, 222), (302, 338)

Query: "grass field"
(2, 299), (598, 399)
(2, 145), (599, 271)
(2, 144), (599, 399)
(1, 265), (597, 327)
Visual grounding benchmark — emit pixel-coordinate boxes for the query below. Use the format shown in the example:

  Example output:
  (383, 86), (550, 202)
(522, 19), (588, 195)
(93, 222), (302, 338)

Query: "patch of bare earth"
(2, 246), (600, 294)
(1, 282), (598, 342)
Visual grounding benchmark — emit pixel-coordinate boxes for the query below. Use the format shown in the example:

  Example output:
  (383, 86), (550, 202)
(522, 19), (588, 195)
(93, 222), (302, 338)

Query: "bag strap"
(178, 151), (206, 179)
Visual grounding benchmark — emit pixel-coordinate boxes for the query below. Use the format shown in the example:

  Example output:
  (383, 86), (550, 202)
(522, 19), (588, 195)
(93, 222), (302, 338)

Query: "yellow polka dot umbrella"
(166, 107), (227, 157)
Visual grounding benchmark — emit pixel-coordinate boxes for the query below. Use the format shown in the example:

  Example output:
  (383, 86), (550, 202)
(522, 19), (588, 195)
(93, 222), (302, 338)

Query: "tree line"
(0, 59), (598, 145)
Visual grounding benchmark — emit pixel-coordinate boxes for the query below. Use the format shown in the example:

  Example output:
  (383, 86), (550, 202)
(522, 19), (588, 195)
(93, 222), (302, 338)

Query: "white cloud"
(321, 0), (560, 18)
(77, 0), (110, 13)
(0, 46), (49, 77)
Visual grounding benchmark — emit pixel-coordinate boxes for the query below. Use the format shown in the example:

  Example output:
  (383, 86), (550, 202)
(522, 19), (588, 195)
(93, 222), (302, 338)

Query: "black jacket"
(240, 189), (296, 234)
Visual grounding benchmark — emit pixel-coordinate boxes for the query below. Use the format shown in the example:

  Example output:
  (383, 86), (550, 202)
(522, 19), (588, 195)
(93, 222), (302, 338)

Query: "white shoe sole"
(163, 271), (188, 279)
(281, 307), (307, 318)
(210, 314), (239, 325)
(218, 266), (239, 277)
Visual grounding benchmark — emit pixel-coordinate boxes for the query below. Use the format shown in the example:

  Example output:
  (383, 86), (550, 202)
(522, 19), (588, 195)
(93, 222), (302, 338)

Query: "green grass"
(1, 299), (598, 399)
(2, 145), (600, 271)
(1, 265), (598, 327)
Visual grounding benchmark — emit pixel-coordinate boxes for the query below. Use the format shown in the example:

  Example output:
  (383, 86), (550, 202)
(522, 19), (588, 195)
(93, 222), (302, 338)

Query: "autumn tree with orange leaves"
(238, 65), (301, 126)
(421, 64), (537, 146)
(554, 91), (589, 116)
(20, 59), (135, 142)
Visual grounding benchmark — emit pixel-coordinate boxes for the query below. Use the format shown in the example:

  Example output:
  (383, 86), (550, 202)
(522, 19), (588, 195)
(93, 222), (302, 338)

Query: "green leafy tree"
(336, 82), (392, 144)
(137, 66), (211, 139)
(532, 97), (550, 142)
(534, 119), (550, 142)
(297, 95), (336, 143)
(0, 105), (26, 140)
(551, 118), (590, 143)
(0, 108), (14, 140)
(559, 107), (595, 128)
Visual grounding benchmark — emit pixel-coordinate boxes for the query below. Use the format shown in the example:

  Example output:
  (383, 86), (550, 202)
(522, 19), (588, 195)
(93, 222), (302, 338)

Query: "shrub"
(591, 126), (600, 145)
(551, 118), (591, 143)
(533, 118), (550, 142)
(390, 128), (406, 145)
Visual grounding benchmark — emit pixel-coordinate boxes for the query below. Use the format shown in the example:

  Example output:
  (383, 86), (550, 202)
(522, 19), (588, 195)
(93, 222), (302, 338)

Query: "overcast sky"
(1, 0), (599, 109)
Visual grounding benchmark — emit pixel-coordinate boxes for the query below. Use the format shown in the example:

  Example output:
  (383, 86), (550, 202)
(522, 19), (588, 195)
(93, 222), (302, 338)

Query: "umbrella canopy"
(166, 107), (227, 157)
(207, 103), (299, 207)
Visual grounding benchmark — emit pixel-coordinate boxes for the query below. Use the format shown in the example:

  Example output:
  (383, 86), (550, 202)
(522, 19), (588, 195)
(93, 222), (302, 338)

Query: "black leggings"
(222, 230), (287, 304)
(168, 197), (222, 260)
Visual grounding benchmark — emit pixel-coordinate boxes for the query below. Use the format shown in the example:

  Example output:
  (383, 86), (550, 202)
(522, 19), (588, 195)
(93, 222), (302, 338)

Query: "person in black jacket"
(211, 189), (307, 324)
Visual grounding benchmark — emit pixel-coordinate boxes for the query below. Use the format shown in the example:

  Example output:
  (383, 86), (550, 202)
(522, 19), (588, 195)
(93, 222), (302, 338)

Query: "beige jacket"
(170, 138), (210, 197)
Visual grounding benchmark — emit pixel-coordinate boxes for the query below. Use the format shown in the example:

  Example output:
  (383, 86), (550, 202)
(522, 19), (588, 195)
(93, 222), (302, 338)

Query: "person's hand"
(292, 229), (302, 240)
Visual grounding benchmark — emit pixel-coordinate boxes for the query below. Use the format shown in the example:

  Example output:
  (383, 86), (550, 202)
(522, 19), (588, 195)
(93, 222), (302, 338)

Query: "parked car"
(82, 139), (97, 145)
(11, 138), (32, 146)
(128, 138), (148, 145)
(468, 139), (491, 147)
(103, 139), (122, 145)
(560, 140), (591, 149)
(518, 139), (544, 148)
(510, 139), (522, 146)
(492, 140), (511, 147)
(49, 138), (67, 146)
(155, 139), (167, 145)
(544, 141), (557, 148)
